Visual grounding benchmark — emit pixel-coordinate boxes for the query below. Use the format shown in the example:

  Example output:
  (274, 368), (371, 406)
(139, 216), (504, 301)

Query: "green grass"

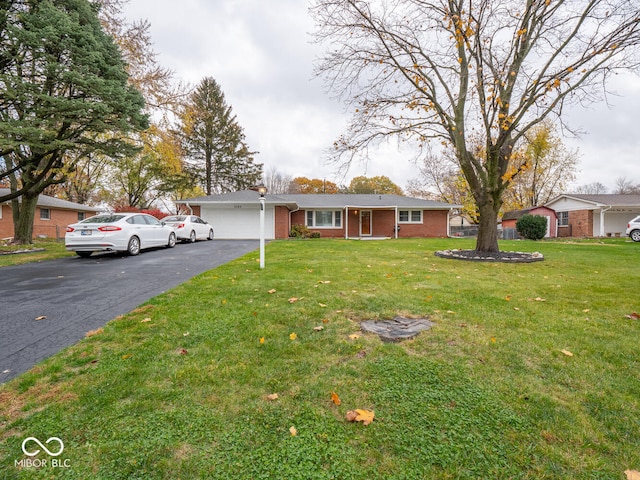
(1, 238), (639, 479)
(0, 239), (71, 267)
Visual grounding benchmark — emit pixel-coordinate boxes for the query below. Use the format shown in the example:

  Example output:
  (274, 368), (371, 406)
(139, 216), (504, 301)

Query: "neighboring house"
(544, 194), (640, 237)
(502, 206), (558, 238)
(177, 190), (460, 240)
(0, 188), (101, 240)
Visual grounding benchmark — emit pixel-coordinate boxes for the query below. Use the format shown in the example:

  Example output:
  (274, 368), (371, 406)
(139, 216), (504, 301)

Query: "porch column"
(599, 207), (610, 237)
(395, 207), (398, 239)
(345, 207), (349, 239)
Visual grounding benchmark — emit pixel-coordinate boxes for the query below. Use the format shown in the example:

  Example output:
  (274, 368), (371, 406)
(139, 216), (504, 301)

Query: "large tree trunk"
(475, 198), (501, 253)
(12, 192), (37, 245)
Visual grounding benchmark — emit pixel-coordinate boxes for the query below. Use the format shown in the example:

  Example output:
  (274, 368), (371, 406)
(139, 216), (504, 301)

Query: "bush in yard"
(290, 224), (313, 238)
(516, 214), (547, 240)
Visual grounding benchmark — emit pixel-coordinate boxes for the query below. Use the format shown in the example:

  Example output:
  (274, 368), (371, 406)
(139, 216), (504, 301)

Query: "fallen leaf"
(179, 349), (188, 355)
(268, 289), (276, 294)
(288, 297), (298, 303)
(346, 409), (375, 426)
(183, 332), (190, 337)
(141, 318), (152, 323)
(313, 326), (324, 331)
(348, 333), (360, 340)
(85, 328), (103, 337)
(318, 280), (331, 284)
(625, 312), (640, 320)
(34, 315), (47, 321)
(513, 307), (520, 311)
(259, 337), (265, 344)
(582, 309), (590, 313)
(331, 392), (341, 405)
(266, 393), (279, 401)
(289, 332), (297, 340)
(2, 369), (10, 374)
(447, 310), (456, 315)
(122, 354), (132, 360)
(560, 349), (573, 357)
(289, 426), (298, 436)
(534, 297), (546, 302)
(625, 470), (640, 480)
(491, 337), (496, 343)
(322, 318), (329, 324)
(318, 303), (327, 308)
(505, 295), (512, 301)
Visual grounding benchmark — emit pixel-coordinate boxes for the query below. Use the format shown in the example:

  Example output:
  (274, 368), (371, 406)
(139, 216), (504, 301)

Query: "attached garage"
(200, 203), (275, 240)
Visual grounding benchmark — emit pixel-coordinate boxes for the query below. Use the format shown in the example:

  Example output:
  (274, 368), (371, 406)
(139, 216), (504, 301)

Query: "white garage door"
(201, 205), (275, 239)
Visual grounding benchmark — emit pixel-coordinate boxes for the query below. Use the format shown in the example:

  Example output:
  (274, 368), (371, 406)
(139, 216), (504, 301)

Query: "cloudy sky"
(123, 0), (640, 192)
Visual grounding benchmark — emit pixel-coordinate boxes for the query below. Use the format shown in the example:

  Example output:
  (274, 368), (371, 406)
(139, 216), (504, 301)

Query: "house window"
(78, 212), (86, 221)
(558, 211), (569, 226)
(398, 210), (423, 223)
(306, 210), (342, 228)
(40, 208), (50, 220)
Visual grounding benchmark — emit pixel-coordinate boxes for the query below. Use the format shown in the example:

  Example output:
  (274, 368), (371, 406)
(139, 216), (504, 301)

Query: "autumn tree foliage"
(289, 177), (339, 194)
(180, 77), (262, 195)
(311, 0), (640, 252)
(348, 175), (403, 195)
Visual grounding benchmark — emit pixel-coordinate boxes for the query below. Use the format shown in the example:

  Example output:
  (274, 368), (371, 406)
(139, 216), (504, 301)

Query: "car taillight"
(177, 223), (185, 229)
(66, 227), (74, 232)
(98, 226), (122, 232)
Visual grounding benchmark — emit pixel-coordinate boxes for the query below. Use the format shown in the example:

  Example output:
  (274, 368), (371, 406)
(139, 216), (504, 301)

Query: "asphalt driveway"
(0, 239), (258, 383)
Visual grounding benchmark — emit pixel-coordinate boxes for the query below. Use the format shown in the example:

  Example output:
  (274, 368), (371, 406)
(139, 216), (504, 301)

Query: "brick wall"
(0, 205), (11, 238)
(398, 210), (449, 238)
(288, 208), (450, 238)
(0, 206), (95, 240)
(567, 209), (593, 237)
(274, 206), (290, 239)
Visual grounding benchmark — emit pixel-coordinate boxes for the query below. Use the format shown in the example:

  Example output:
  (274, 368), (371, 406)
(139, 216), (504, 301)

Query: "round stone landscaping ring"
(434, 249), (544, 263)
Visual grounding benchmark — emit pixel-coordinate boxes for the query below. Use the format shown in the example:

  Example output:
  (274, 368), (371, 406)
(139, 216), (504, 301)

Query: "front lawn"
(1, 238), (638, 479)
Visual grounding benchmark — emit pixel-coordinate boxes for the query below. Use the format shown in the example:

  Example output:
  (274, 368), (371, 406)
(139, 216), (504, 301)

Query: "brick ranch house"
(0, 188), (101, 240)
(544, 194), (640, 238)
(177, 190), (460, 240)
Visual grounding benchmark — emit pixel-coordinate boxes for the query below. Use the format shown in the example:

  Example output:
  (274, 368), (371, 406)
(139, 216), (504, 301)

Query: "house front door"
(360, 210), (372, 236)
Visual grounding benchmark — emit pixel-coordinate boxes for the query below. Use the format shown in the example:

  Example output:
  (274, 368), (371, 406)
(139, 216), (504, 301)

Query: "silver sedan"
(65, 213), (177, 257)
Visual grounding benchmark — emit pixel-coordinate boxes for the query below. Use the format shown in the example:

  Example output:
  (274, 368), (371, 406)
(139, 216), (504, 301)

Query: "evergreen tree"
(180, 77), (261, 195)
(0, 0), (147, 243)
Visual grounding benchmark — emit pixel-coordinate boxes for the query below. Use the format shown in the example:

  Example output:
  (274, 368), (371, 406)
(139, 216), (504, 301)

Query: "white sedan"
(65, 213), (177, 257)
(160, 215), (214, 243)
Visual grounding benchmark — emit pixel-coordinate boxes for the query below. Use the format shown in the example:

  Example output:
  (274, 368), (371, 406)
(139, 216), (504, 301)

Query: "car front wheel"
(631, 230), (640, 242)
(127, 236), (141, 255)
(167, 232), (176, 248)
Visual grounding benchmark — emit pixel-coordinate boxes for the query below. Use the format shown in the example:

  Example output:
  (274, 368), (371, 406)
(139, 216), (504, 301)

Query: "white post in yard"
(258, 184), (267, 269)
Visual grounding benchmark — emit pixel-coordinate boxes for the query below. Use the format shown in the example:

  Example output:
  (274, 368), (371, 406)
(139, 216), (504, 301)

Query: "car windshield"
(81, 215), (125, 224)
(163, 216), (186, 222)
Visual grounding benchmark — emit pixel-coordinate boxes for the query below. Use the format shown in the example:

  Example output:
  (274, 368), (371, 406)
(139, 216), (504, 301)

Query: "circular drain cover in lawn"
(361, 317), (434, 342)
